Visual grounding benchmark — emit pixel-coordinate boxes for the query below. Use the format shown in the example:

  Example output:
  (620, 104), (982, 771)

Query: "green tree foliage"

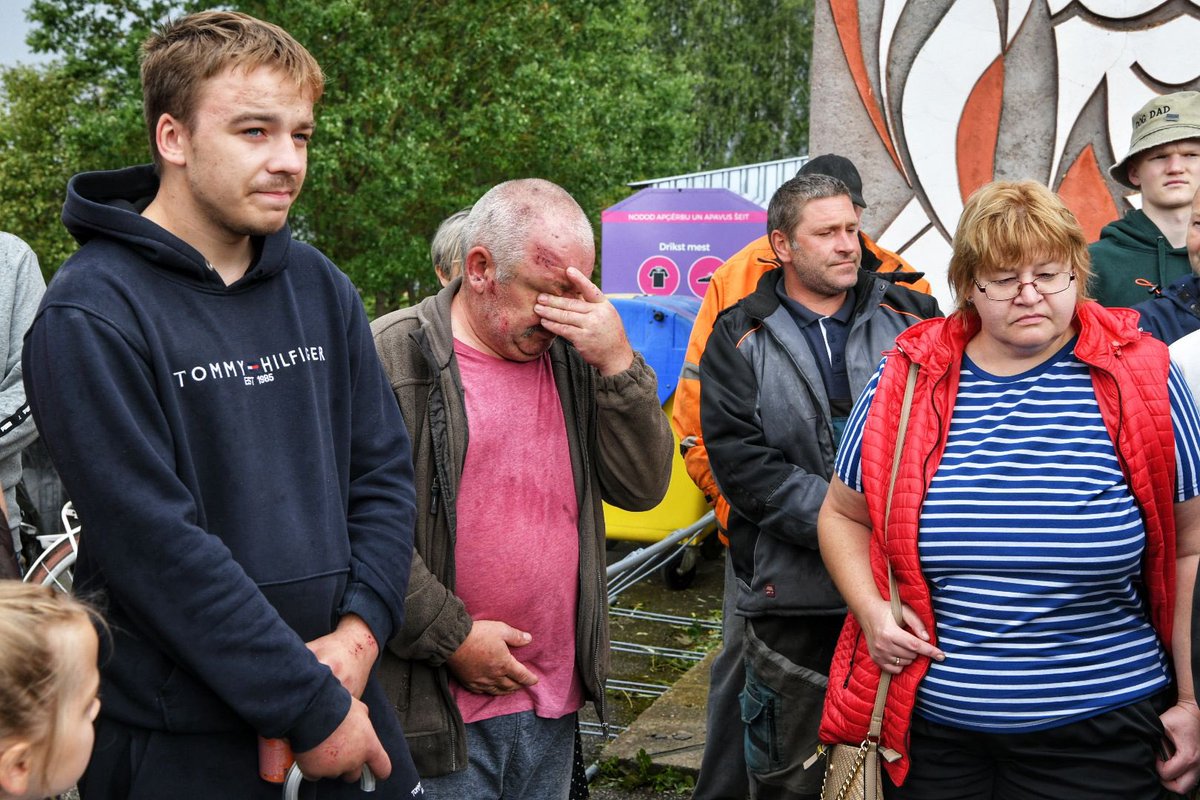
(245, 0), (697, 309)
(649, 0), (813, 169)
(0, 0), (697, 308)
(0, 0), (172, 275)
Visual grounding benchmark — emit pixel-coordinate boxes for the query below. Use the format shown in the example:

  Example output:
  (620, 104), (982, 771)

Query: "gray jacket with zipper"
(371, 279), (673, 776)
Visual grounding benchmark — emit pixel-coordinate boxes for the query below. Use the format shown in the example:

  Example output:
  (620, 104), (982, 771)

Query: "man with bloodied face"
(371, 178), (673, 799)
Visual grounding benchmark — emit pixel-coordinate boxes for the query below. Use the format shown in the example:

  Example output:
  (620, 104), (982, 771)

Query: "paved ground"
(583, 537), (727, 796)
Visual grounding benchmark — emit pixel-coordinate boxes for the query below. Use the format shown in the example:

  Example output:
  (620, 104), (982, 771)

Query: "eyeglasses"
(973, 271), (1075, 301)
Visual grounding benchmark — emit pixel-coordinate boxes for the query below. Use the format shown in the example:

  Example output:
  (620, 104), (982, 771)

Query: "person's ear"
(769, 229), (793, 264)
(1127, 159), (1142, 189)
(154, 113), (190, 169)
(462, 246), (495, 293)
(0, 739), (34, 798)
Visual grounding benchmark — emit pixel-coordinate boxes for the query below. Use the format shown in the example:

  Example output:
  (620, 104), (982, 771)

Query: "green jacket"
(1089, 209), (1191, 308)
(370, 279), (673, 776)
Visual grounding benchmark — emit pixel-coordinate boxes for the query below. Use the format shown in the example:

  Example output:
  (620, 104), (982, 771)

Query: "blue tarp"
(611, 295), (700, 405)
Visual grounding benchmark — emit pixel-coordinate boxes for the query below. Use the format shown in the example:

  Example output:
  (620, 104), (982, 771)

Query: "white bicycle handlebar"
(282, 763), (375, 799)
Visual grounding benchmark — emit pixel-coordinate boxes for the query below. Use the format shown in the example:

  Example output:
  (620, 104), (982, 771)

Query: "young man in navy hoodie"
(23, 11), (422, 799)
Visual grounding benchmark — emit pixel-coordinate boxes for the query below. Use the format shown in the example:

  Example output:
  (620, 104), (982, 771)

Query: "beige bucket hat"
(1110, 91), (1200, 189)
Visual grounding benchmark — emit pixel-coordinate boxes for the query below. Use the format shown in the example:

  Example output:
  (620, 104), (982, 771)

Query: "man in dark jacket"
(1090, 91), (1200, 307)
(23, 11), (421, 798)
(700, 173), (940, 800)
(675, 154), (930, 800)
(1136, 187), (1200, 344)
(372, 178), (673, 798)
(1158, 188), (1200, 417)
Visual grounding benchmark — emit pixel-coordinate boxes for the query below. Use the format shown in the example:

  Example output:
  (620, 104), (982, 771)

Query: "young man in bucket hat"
(1091, 90), (1200, 307)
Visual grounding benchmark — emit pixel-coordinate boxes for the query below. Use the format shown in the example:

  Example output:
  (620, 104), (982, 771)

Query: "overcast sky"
(0, 2), (51, 67)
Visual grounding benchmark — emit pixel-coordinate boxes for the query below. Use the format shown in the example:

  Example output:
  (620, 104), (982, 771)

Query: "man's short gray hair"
(766, 173), (852, 241)
(465, 179), (594, 281)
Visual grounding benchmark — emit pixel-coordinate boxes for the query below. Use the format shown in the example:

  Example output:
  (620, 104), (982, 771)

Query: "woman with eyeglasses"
(815, 180), (1200, 799)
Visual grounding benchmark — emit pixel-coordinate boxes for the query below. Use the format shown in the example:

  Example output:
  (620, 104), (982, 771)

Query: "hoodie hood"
(1097, 208), (1185, 253)
(63, 164), (293, 289)
(1089, 208), (1191, 307)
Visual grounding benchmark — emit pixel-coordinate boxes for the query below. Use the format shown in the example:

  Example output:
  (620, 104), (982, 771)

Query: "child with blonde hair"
(0, 583), (102, 800)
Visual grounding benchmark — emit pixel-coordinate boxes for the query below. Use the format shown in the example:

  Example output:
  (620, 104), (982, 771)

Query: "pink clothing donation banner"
(600, 188), (765, 298)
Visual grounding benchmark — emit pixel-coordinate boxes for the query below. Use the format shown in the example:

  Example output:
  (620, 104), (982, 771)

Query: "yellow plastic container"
(603, 393), (709, 542)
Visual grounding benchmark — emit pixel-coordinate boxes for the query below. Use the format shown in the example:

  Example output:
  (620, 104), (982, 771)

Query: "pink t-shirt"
(450, 339), (584, 723)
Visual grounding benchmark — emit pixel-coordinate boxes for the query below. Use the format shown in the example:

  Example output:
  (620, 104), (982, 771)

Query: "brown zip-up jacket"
(371, 279), (673, 776)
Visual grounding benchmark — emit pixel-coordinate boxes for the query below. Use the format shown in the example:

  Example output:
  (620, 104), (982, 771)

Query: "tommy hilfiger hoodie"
(24, 165), (420, 797)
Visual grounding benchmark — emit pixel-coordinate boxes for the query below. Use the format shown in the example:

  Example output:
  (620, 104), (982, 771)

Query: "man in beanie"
(674, 154), (934, 800)
(1091, 91), (1200, 307)
(1135, 186), (1200, 344)
(677, 155), (929, 549)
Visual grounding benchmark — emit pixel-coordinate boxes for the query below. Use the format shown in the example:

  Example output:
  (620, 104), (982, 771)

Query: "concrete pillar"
(810, 0), (1200, 310)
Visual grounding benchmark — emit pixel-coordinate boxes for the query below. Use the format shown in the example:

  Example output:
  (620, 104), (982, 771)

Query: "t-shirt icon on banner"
(637, 256), (680, 295)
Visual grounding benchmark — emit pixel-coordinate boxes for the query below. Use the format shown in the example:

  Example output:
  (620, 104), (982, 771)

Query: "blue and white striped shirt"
(836, 340), (1200, 732)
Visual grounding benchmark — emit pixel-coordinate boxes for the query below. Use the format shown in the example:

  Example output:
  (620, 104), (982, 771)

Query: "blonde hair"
(140, 10), (325, 168)
(0, 583), (102, 788)
(948, 180), (1092, 315)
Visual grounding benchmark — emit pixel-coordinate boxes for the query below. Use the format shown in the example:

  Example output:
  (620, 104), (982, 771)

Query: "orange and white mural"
(812, 0), (1200, 309)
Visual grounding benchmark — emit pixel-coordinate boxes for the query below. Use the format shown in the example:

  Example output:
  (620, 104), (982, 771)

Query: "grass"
(595, 749), (696, 794)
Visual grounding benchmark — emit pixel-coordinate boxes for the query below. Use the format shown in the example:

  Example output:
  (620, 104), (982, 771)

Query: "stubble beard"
(800, 260), (859, 299)
(191, 175), (299, 239)
(516, 325), (556, 358)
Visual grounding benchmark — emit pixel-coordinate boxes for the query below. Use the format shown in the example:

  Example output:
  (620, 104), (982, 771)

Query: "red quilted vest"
(817, 302), (1178, 786)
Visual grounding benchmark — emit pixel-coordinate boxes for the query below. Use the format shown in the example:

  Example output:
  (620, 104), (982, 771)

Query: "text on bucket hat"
(1110, 91), (1200, 189)
(799, 154), (867, 208)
